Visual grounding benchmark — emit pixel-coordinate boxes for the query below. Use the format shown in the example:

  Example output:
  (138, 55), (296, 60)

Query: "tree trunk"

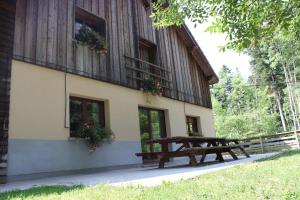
(275, 91), (287, 131)
(282, 62), (299, 130)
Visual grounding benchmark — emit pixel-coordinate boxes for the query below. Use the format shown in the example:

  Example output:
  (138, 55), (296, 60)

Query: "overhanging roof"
(176, 24), (219, 85)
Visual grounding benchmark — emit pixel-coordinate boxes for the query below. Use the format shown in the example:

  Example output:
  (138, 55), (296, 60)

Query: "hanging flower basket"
(97, 48), (108, 55)
(77, 122), (115, 152)
(141, 78), (162, 96)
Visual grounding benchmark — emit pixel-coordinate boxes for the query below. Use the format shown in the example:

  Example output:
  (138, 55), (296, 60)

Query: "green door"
(138, 107), (167, 163)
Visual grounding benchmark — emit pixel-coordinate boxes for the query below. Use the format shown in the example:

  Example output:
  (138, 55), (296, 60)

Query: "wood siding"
(0, 0), (16, 184)
(13, 0), (212, 108)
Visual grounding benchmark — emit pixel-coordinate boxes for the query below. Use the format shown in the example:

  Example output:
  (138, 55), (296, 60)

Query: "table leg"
(211, 141), (224, 162)
(228, 151), (238, 160)
(159, 155), (167, 168)
(189, 155), (197, 166)
(215, 152), (224, 162)
(216, 152), (224, 162)
(175, 144), (185, 152)
(238, 146), (250, 157)
(200, 153), (206, 163)
(183, 142), (197, 166)
(200, 143), (211, 163)
(221, 141), (239, 160)
(234, 141), (250, 158)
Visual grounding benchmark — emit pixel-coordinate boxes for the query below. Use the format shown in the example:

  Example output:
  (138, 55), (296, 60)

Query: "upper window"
(142, 0), (151, 9)
(75, 6), (106, 39)
(139, 39), (156, 65)
(186, 116), (200, 136)
(69, 97), (105, 137)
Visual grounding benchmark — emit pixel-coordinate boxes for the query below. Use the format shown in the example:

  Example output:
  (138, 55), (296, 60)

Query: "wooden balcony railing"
(125, 55), (212, 108)
(125, 55), (172, 94)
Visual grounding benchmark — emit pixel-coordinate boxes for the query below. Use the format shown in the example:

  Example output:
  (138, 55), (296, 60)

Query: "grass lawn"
(1, 151), (300, 200)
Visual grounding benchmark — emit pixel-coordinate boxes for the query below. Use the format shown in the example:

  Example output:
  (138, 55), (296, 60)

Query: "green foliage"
(151, 0), (300, 51)
(78, 123), (115, 151)
(212, 66), (282, 138)
(141, 78), (162, 96)
(1, 150), (300, 200)
(75, 25), (107, 53)
(248, 30), (300, 131)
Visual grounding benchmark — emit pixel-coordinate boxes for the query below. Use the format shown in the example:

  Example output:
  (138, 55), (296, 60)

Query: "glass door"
(138, 107), (167, 163)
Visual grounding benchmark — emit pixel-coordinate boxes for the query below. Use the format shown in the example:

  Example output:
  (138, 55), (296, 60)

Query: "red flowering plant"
(77, 122), (115, 151)
(140, 77), (162, 96)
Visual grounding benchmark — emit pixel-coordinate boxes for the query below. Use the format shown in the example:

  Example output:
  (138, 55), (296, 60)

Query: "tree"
(211, 67), (281, 138)
(211, 65), (233, 109)
(248, 41), (287, 131)
(151, 0), (300, 51)
(248, 30), (300, 131)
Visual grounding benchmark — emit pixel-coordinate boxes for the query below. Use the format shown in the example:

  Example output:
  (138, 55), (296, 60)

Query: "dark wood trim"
(0, 0), (16, 184)
(74, 6), (106, 37)
(138, 106), (167, 163)
(141, 0), (151, 9)
(69, 96), (105, 138)
(186, 116), (199, 136)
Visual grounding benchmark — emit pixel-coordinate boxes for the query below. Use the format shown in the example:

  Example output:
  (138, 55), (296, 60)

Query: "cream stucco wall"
(9, 60), (215, 141)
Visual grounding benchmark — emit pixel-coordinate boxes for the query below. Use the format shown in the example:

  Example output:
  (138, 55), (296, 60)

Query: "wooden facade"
(12, 0), (217, 108)
(0, 0), (16, 184)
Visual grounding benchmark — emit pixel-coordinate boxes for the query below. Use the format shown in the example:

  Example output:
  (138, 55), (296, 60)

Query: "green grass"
(1, 150), (300, 200)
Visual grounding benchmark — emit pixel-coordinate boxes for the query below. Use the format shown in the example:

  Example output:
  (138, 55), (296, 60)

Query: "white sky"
(186, 21), (252, 79)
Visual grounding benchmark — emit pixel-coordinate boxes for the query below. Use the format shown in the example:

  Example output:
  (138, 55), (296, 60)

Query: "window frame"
(69, 96), (105, 138)
(139, 38), (157, 65)
(74, 6), (107, 40)
(142, 0), (151, 9)
(186, 116), (200, 136)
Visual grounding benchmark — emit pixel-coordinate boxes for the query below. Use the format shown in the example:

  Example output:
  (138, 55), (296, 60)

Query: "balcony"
(125, 55), (172, 96)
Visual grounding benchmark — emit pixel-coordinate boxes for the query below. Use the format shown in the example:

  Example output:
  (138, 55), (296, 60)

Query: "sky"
(186, 21), (252, 79)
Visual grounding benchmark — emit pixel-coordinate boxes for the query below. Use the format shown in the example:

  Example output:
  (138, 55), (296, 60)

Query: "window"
(139, 107), (167, 163)
(139, 38), (157, 76)
(142, 0), (151, 9)
(75, 6), (106, 38)
(69, 97), (105, 137)
(186, 116), (200, 136)
(139, 39), (156, 64)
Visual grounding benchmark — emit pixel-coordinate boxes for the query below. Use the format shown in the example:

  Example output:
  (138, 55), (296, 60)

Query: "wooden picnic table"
(136, 136), (250, 168)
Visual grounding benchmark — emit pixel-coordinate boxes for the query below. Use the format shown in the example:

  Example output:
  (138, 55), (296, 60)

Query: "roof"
(176, 24), (219, 85)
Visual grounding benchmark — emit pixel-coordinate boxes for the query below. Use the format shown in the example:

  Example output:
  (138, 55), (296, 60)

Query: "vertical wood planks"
(36, 0), (49, 63)
(57, 0), (68, 67)
(0, 0), (16, 184)
(47, 0), (58, 64)
(13, 0), (26, 57)
(24, 0), (38, 60)
(66, 0), (75, 70)
(12, 0), (212, 108)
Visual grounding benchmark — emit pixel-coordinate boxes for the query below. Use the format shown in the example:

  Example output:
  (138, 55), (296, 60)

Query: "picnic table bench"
(136, 136), (250, 168)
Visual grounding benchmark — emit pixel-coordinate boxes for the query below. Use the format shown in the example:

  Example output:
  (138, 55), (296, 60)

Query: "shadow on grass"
(0, 185), (85, 199)
(255, 150), (300, 162)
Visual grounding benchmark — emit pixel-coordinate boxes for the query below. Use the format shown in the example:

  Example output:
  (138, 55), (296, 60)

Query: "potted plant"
(74, 25), (107, 55)
(77, 122), (115, 152)
(140, 78), (162, 96)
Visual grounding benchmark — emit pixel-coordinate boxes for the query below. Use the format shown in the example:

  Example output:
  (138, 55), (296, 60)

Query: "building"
(0, 0), (218, 183)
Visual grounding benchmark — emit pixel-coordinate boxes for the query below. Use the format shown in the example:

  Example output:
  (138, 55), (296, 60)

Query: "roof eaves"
(177, 24), (219, 84)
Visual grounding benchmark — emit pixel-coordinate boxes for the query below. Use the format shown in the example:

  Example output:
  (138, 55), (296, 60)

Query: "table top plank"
(147, 136), (229, 145)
